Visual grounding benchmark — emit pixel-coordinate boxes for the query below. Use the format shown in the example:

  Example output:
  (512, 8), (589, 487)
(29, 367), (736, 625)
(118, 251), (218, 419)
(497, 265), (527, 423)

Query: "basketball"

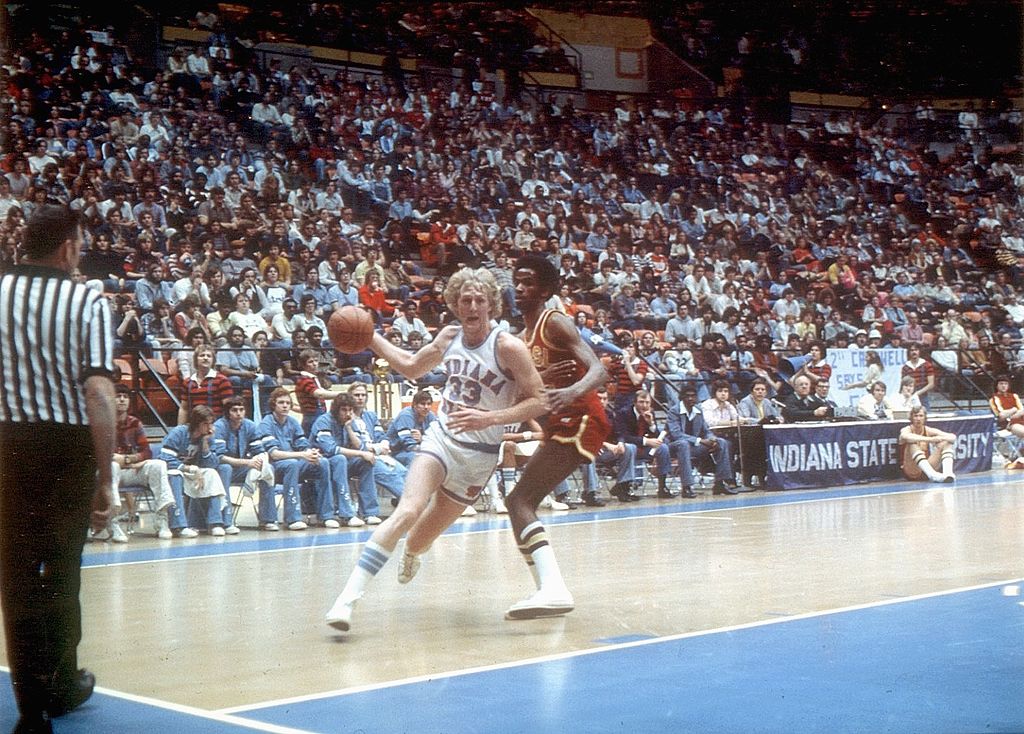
(328, 306), (376, 354)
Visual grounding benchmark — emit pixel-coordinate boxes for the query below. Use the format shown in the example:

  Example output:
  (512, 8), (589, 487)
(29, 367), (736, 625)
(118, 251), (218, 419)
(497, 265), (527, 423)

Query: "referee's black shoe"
(46, 669), (95, 717)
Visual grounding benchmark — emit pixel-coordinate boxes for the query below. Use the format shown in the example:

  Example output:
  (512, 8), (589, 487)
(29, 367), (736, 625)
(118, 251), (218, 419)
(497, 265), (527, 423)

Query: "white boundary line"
(0, 669), (316, 733)
(82, 476), (1024, 570)
(218, 576), (1023, 715)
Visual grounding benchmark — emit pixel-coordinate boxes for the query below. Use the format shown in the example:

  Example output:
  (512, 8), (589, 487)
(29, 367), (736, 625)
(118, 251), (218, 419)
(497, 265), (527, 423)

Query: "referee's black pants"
(0, 422), (96, 718)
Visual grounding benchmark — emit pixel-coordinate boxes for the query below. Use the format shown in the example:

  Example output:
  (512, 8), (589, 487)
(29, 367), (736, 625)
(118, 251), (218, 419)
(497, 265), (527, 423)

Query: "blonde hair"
(444, 267), (502, 317)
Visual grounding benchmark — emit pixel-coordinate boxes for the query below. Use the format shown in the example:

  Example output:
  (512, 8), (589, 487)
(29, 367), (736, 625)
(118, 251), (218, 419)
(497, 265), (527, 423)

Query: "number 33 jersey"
(438, 326), (518, 447)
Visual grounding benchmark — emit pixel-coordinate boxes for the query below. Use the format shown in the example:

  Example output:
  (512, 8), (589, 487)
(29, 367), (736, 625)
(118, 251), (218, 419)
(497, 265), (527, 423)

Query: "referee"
(0, 206), (116, 733)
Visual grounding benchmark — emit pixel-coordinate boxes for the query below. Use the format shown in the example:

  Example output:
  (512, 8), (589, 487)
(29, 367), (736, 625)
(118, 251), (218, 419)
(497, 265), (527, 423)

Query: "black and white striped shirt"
(0, 265), (114, 425)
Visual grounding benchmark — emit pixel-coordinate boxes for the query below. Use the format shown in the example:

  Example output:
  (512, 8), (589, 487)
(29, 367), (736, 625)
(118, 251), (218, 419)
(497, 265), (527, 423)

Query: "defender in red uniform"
(503, 254), (611, 620)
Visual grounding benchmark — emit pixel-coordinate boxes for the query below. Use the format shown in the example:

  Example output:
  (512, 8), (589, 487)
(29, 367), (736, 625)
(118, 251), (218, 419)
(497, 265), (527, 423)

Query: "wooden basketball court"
(2, 472), (1022, 732)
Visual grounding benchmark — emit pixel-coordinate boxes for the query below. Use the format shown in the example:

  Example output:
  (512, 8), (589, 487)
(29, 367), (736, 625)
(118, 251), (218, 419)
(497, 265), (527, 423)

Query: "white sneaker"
(397, 552), (421, 584)
(539, 495), (553, 509)
(155, 513), (172, 540)
(210, 526), (226, 537)
(346, 517), (366, 528)
(461, 504), (477, 517)
(325, 597), (354, 632)
(548, 497), (570, 511)
(261, 522), (280, 532)
(365, 516), (382, 526)
(89, 526), (111, 542)
(504, 587), (575, 620)
(288, 520), (308, 531)
(323, 518), (341, 529)
(491, 496), (507, 514)
(110, 522), (129, 544)
(175, 527), (199, 539)
(224, 525), (240, 535)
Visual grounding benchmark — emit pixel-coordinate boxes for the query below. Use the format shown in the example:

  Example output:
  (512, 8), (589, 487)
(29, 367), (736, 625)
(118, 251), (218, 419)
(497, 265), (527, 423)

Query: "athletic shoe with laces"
(491, 496), (508, 514)
(397, 552), (421, 584)
(88, 526), (111, 542)
(345, 517), (366, 527)
(224, 525), (240, 535)
(175, 527), (199, 539)
(210, 526), (225, 537)
(323, 518), (341, 529)
(261, 522), (280, 532)
(548, 497), (570, 511)
(504, 587), (575, 620)
(110, 522), (128, 544)
(365, 516), (382, 525)
(287, 520), (308, 531)
(325, 596), (356, 632)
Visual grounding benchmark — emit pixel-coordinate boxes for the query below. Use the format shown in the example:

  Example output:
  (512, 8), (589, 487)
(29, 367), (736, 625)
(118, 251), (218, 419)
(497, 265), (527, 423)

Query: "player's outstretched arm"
(369, 325), (458, 380)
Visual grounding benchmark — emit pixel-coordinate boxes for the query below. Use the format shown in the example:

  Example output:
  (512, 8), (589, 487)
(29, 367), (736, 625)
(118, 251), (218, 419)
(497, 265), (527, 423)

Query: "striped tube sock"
(941, 450), (954, 477)
(913, 451), (944, 482)
(339, 541), (390, 604)
(518, 520), (566, 591)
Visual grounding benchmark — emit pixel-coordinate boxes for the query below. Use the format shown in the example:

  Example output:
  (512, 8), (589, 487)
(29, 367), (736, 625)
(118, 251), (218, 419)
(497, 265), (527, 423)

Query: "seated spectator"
(345, 382), (406, 508)
(891, 375), (924, 413)
(178, 344), (233, 425)
(358, 270), (395, 323)
(616, 389), (671, 500)
(211, 396), (275, 532)
(216, 325), (276, 417)
(899, 407), (956, 483)
(311, 393), (381, 526)
(736, 377), (783, 488)
(293, 348), (338, 434)
(101, 385), (176, 543)
(700, 379), (740, 429)
(385, 390), (438, 467)
(227, 292), (270, 341)
(254, 388), (332, 531)
(782, 374), (831, 422)
(990, 375), (1024, 467)
(158, 405), (225, 536)
(667, 385), (737, 497)
(857, 381), (896, 420)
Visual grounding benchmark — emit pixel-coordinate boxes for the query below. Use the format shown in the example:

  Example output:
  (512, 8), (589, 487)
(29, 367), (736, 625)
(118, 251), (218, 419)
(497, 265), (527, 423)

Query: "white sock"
(941, 451), (954, 477)
(531, 544), (568, 593)
(339, 541), (389, 604)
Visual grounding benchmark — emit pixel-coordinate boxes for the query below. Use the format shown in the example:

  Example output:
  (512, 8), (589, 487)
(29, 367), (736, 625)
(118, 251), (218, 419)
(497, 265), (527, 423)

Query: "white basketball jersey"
(437, 326), (517, 447)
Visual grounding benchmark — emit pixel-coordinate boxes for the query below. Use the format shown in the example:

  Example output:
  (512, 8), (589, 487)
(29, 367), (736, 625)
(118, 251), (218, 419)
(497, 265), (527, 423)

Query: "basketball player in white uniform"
(325, 268), (545, 632)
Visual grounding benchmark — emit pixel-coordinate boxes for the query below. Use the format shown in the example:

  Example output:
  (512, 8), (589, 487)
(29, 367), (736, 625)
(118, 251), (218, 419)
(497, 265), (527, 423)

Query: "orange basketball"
(328, 306), (376, 354)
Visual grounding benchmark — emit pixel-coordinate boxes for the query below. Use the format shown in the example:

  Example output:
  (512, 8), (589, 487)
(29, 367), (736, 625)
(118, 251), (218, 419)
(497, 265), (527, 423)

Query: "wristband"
(523, 431), (533, 441)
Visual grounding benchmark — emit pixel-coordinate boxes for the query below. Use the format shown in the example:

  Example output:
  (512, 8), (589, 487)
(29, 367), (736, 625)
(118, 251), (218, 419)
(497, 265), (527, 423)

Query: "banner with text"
(764, 415), (994, 491)
(825, 348), (907, 406)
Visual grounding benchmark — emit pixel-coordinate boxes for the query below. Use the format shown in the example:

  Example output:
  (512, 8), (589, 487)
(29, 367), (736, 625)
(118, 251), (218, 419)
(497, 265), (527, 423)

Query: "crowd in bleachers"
(4, 5), (1024, 517)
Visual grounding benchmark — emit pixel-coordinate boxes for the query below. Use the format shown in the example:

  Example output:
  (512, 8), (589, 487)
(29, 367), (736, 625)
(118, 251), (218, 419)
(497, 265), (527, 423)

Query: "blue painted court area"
(235, 583), (1024, 734)
(2, 582), (1021, 733)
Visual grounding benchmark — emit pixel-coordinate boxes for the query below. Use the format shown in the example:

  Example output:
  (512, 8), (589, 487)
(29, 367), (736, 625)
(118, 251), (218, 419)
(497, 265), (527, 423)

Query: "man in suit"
(782, 374), (832, 422)
(615, 389), (673, 500)
(667, 386), (738, 497)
